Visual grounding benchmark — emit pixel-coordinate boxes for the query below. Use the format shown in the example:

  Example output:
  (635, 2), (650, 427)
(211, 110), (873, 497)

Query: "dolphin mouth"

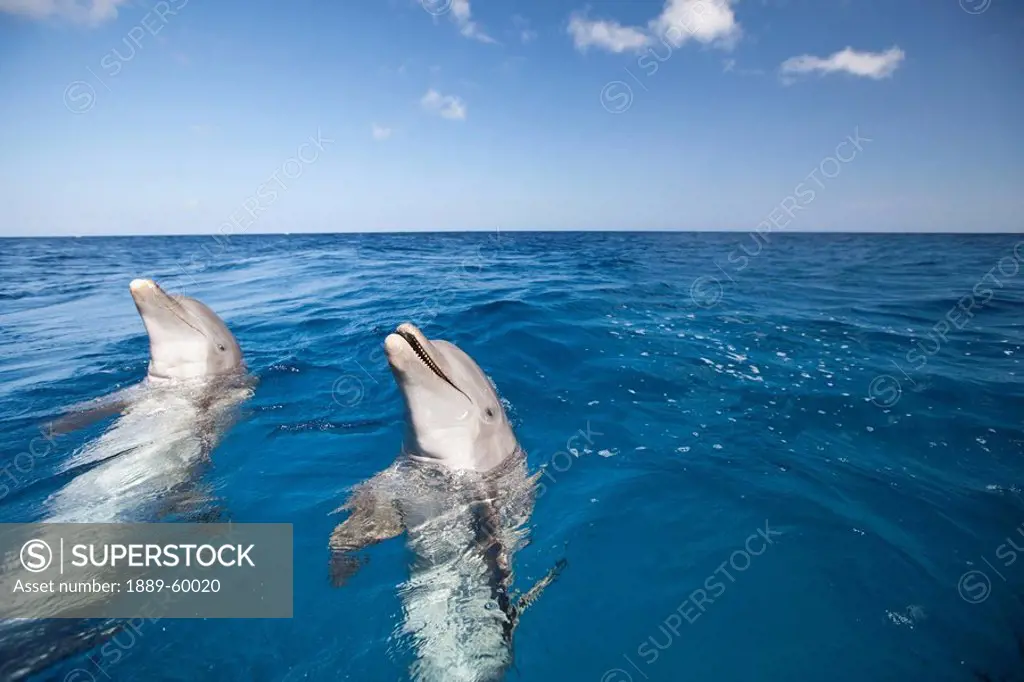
(130, 279), (215, 347)
(130, 279), (180, 314)
(396, 328), (471, 401)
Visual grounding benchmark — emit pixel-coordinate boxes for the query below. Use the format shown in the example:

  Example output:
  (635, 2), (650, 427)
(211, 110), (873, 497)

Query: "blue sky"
(0, 0), (1021, 235)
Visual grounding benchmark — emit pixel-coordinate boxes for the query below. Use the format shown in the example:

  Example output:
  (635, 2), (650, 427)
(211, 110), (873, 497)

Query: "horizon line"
(1, 228), (1022, 239)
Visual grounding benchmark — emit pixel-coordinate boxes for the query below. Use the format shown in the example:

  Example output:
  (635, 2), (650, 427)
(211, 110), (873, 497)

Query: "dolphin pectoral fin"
(327, 484), (405, 588)
(153, 481), (223, 523)
(48, 386), (140, 435)
(328, 550), (368, 588)
(327, 514), (402, 587)
(513, 558), (567, 623)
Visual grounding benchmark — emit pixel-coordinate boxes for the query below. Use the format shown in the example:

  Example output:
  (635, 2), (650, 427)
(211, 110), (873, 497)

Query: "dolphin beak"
(386, 323), (471, 401)
(129, 278), (175, 315)
(396, 322), (425, 342)
(385, 323), (423, 368)
(384, 332), (406, 363)
(129, 278), (157, 299)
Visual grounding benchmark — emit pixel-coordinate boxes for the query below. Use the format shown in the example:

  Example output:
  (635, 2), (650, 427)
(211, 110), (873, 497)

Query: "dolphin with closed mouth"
(329, 322), (565, 682)
(0, 279), (254, 681)
(43, 278), (254, 522)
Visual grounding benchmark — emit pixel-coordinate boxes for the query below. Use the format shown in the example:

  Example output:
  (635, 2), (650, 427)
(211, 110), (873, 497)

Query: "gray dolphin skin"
(0, 280), (254, 681)
(130, 277), (244, 381)
(329, 323), (565, 682)
(45, 278), (252, 522)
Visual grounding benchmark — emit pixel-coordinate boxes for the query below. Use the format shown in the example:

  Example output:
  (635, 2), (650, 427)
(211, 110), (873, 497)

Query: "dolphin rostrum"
(44, 278), (253, 522)
(329, 323), (565, 682)
(0, 279), (254, 681)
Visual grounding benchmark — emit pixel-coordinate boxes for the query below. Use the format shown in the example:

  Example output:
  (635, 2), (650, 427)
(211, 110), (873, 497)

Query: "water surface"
(1, 232), (1023, 681)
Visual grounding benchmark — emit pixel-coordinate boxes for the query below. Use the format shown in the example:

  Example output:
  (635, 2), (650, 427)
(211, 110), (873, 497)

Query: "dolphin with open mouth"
(329, 322), (565, 682)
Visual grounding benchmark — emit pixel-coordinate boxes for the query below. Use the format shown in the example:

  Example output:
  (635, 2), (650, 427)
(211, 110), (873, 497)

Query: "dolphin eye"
(485, 408), (495, 419)
(217, 344), (226, 352)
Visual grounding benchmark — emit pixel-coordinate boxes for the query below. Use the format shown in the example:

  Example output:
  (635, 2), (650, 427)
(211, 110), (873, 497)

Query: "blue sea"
(1, 232), (1024, 682)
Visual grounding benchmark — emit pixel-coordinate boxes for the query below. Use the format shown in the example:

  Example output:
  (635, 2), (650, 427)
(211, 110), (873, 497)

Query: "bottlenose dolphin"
(0, 280), (254, 681)
(329, 323), (565, 682)
(44, 278), (253, 522)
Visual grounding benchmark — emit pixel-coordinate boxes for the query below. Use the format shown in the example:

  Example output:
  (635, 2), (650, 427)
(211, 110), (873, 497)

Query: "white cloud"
(780, 46), (905, 80)
(568, 0), (740, 54)
(0, 0), (128, 24)
(371, 123), (393, 140)
(448, 0), (495, 43)
(420, 89), (466, 121)
(649, 0), (740, 48)
(567, 12), (649, 53)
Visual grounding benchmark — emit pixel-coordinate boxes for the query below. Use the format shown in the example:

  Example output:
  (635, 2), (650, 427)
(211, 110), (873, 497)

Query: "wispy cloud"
(449, 0), (495, 43)
(0, 0), (129, 24)
(568, 0), (740, 54)
(512, 14), (537, 44)
(780, 46), (906, 81)
(420, 89), (466, 121)
(723, 58), (764, 76)
(371, 123), (393, 140)
(499, 56), (527, 75)
(568, 13), (649, 53)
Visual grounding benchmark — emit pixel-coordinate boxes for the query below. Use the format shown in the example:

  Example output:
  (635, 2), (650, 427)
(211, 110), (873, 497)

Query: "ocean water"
(1, 232), (1024, 682)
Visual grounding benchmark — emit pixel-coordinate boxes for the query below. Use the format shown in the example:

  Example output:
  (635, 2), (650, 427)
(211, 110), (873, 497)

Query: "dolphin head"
(385, 323), (518, 472)
(129, 279), (244, 381)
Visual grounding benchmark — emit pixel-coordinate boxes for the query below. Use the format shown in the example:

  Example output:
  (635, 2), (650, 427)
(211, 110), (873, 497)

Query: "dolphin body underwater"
(0, 279), (254, 681)
(43, 278), (254, 522)
(329, 323), (565, 682)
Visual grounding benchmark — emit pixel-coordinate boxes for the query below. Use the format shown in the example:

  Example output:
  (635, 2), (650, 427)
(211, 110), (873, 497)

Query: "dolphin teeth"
(397, 330), (469, 399)
(399, 330), (449, 381)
